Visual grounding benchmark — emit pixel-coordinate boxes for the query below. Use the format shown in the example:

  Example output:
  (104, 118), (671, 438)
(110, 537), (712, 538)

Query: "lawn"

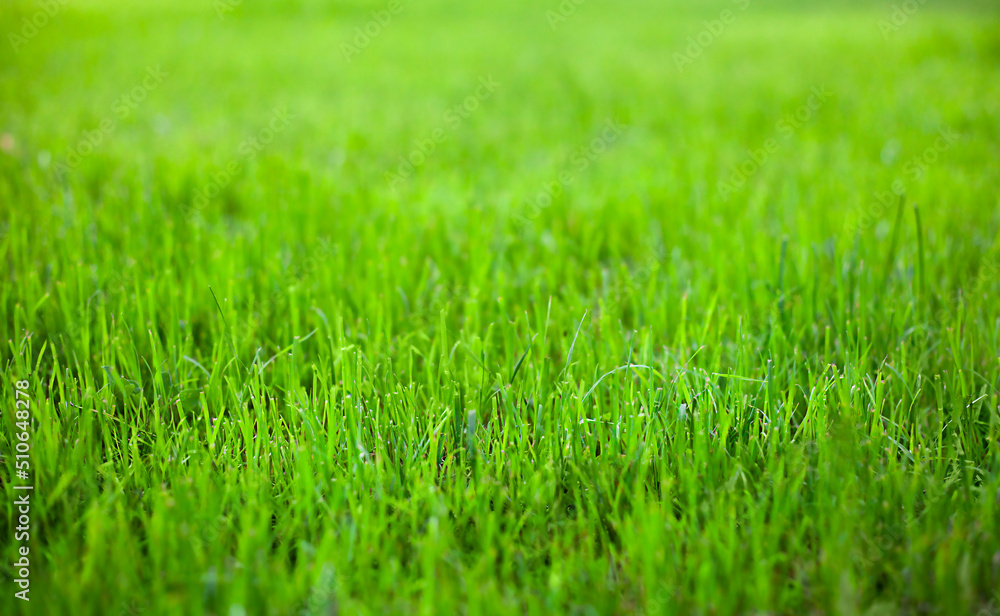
(1, 0), (1000, 614)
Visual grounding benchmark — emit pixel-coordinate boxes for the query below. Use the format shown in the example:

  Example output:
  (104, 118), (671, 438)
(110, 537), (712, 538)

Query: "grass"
(1, 0), (1000, 614)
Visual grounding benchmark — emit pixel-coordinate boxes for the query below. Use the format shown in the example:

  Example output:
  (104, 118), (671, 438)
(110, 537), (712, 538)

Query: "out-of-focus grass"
(1, 0), (999, 614)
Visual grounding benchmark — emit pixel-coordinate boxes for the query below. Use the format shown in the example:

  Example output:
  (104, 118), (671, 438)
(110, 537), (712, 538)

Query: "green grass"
(2, 0), (1000, 614)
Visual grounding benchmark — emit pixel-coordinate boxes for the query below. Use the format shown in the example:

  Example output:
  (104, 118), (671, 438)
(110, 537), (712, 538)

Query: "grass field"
(2, 0), (1000, 614)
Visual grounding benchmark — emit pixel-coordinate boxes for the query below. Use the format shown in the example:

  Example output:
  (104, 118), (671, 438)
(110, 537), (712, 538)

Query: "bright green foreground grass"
(2, 0), (1000, 614)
